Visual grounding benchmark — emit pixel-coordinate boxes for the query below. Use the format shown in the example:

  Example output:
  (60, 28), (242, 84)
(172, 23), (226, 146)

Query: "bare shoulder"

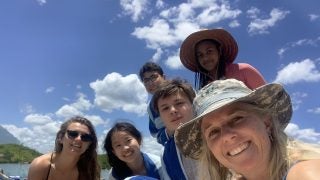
(287, 159), (320, 180)
(28, 153), (52, 180)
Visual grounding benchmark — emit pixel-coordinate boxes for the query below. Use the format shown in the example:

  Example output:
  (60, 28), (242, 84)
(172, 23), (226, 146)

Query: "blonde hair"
(287, 140), (320, 165)
(198, 103), (289, 180)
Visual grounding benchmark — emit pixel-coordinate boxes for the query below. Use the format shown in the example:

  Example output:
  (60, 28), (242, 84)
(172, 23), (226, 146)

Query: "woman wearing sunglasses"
(104, 122), (166, 180)
(28, 116), (100, 180)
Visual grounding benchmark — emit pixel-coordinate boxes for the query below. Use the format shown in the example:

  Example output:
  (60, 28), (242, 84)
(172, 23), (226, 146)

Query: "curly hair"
(55, 116), (100, 180)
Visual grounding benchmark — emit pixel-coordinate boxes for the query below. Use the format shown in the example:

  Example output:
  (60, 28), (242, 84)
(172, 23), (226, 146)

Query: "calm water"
(0, 163), (109, 179)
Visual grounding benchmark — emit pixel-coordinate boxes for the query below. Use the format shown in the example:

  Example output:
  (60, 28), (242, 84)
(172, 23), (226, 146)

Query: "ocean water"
(0, 163), (109, 179)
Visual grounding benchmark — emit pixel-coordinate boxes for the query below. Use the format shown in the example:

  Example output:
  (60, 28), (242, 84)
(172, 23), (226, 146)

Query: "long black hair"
(194, 39), (226, 90)
(103, 122), (142, 180)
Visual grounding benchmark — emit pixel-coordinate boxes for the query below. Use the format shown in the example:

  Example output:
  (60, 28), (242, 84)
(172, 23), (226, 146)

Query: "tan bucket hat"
(180, 28), (238, 72)
(174, 79), (292, 159)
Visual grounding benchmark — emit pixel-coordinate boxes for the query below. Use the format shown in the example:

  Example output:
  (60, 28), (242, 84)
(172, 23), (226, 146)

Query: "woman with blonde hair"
(175, 79), (320, 180)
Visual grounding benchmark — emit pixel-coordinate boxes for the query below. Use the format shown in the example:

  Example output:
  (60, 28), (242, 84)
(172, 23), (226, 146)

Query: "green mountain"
(0, 144), (110, 170)
(0, 144), (41, 163)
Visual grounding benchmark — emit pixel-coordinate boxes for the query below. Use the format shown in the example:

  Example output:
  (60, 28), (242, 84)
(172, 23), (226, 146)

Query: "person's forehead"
(67, 122), (90, 132)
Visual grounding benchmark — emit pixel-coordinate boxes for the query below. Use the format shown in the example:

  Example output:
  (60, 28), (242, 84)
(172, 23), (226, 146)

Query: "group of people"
(27, 28), (320, 180)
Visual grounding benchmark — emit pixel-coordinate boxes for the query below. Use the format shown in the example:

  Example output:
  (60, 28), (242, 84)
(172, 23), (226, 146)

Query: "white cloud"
(151, 48), (163, 62)
(90, 72), (148, 116)
(164, 49), (183, 69)
(2, 122), (59, 153)
(141, 136), (163, 156)
(248, 8), (289, 35)
(45, 86), (55, 93)
(56, 93), (93, 119)
(278, 37), (320, 58)
(36, 0), (46, 6)
(229, 20), (240, 28)
(20, 104), (36, 114)
(24, 113), (54, 125)
(285, 123), (320, 144)
(309, 14), (319, 21)
(274, 59), (320, 84)
(120, 0), (149, 22)
(307, 107), (320, 114)
(132, 19), (179, 49)
(290, 92), (308, 111)
(196, 4), (241, 26)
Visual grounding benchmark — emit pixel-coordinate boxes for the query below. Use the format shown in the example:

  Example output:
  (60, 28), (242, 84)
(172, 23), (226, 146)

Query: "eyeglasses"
(66, 130), (93, 142)
(143, 74), (159, 84)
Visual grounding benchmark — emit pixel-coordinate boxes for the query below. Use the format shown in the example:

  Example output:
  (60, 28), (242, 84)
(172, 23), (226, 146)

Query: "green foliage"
(98, 154), (110, 170)
(0, 144), (42, 163)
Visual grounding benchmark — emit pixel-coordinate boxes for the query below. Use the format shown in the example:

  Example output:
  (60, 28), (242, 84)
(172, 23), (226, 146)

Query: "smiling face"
(201, 102), (272, 176)
(111, 130), (141, 164)
(158, 92), (194, 136)
(62, 122), (92, 155)
(196, 40), (220, 73)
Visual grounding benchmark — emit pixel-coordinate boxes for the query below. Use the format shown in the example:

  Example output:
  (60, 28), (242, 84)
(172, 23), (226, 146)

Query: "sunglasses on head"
(66, 130), (93, 142)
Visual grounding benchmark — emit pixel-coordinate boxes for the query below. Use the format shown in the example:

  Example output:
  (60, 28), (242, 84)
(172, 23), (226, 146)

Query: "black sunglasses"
(66, 130), (93, 142)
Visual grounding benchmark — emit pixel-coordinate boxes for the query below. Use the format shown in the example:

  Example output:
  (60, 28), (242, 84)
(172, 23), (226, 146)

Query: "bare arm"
(287, 159), (320, 180)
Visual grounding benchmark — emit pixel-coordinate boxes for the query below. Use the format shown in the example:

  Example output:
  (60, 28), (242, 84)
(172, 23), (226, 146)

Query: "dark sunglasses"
(66, 130), (93, 142)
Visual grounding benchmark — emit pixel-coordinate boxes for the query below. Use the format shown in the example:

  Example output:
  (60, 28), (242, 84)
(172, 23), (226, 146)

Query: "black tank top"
(46, 153), (53, 180)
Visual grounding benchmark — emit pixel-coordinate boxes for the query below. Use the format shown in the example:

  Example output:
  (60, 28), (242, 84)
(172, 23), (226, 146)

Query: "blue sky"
(0, 0), (319, 155)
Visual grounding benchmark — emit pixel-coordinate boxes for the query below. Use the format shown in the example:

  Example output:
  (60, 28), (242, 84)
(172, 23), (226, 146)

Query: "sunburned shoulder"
(286, 159), (320, 180)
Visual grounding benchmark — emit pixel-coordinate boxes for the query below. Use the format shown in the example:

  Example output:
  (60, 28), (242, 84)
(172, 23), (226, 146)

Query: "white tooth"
(229, 142), (249, 156)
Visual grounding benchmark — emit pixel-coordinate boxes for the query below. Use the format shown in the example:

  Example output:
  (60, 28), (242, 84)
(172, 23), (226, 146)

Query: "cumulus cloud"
(248, 8), (289, 35)
(285, 123), (320, 144)
(120, 0), (149, 22)
(24, 113), (54, 125)
(90, 72), (148, 116)
(131, 0), (241, 69)
(274, 59), (320, 84)
(2, 122), (59, 153)
(56, 93), (93, 119)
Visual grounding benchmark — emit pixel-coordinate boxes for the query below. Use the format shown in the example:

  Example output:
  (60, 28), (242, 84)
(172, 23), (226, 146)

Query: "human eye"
(206, 128), (220, 140)
(160, 106), (169, 112)
(230, 116), (245, 127)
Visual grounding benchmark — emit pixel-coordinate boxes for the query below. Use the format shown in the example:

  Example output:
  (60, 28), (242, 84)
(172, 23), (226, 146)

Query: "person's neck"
(54, 151), (79, 172)
(127, 153), (146, 176)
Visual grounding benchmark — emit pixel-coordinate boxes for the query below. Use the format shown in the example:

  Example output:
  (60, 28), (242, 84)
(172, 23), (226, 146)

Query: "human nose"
(221, 127), (236, 143)
(169, 105), (178, 114)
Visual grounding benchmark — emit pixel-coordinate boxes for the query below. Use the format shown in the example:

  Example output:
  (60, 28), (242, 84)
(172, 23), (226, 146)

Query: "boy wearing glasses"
(139, 62), (167, 145)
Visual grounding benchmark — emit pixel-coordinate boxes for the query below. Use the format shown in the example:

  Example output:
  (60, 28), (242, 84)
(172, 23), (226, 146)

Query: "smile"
(228, 141), (250, 156)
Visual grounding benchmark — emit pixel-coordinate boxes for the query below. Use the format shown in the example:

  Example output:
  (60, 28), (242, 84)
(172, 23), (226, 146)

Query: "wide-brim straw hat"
(180, 28), (238, 72)
(174, 79), (292, 159)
